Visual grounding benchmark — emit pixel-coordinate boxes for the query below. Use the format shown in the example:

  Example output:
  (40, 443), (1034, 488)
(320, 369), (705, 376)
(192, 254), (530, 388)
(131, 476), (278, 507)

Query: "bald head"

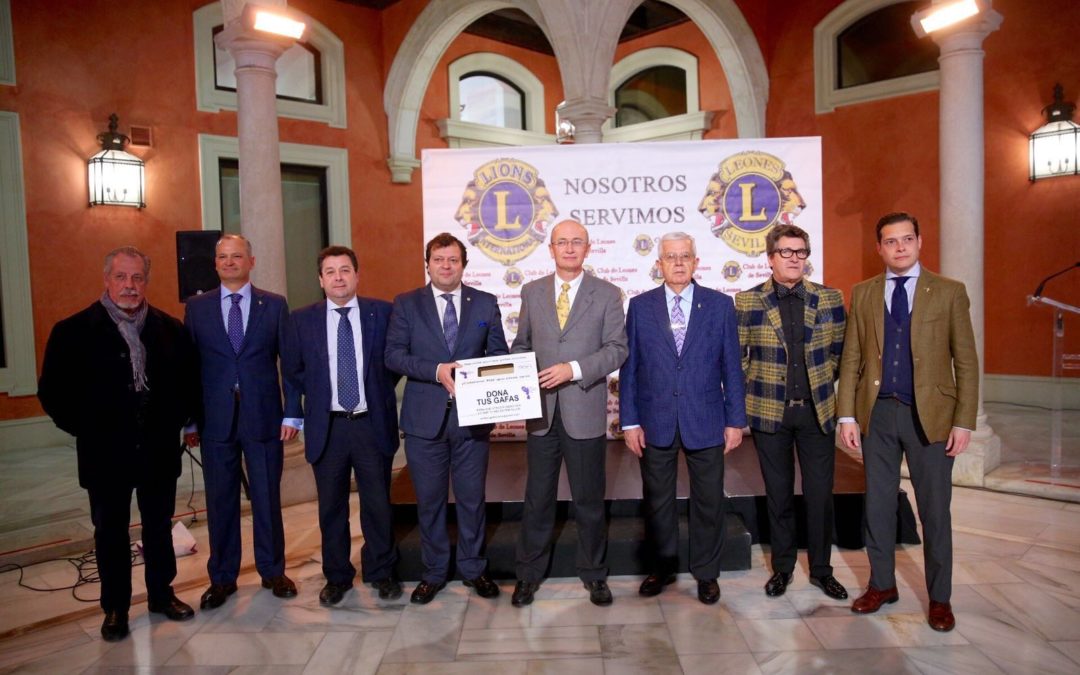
(548, 219), (591, 280)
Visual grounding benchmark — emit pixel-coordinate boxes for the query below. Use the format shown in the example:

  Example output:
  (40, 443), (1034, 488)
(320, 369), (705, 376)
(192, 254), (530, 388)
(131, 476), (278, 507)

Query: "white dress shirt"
(554, 272), (584, 382)
(432, 285), (462, 380)
(326, 297), (367, 413)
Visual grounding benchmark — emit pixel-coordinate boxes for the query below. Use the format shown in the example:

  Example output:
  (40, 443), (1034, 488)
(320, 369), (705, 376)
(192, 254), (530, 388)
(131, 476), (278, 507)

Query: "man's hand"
(437, 362), (460, 396)
(624, 427), (645, 458)
(946, 427), (971, 457)
(183, 432), (200, 448)
(281, 424), (300, 442)
(723, 427), (742, 454)
(538, 363), (573, 389)
(839, 421), (860, 451)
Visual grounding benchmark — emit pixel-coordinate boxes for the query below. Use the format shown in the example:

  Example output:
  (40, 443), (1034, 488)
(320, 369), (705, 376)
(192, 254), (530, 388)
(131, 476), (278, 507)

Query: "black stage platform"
(388, 436), (919, 581)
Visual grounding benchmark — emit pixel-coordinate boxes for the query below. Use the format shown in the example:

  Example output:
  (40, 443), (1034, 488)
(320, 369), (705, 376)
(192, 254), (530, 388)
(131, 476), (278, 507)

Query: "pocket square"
(477, 321), (488, 327)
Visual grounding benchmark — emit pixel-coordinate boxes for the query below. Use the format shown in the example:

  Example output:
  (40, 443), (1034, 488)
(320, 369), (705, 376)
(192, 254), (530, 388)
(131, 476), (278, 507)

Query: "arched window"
(605, 47), (711, 143)
(193, 3), (346, 127)
(815, 0), (940, 113)
(440, 52), (551, 148)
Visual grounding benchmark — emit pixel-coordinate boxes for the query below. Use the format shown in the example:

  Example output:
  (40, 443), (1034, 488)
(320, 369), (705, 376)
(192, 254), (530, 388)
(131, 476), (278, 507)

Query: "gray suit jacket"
(511, 272), (628, 439)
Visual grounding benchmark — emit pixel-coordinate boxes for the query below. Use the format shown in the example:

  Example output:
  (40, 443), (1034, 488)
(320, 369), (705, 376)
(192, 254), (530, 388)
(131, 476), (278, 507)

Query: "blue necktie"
(891, 277), (909, 325)
(335, 307), (360, 411)
(227, 293), (244, 354)
(442, 293), (458, 353)
(671, 295), (686, 356)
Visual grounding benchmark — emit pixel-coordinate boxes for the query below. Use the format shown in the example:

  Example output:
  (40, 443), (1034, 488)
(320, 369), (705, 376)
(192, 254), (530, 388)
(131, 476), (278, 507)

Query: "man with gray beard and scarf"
(39, 246), (200, 642)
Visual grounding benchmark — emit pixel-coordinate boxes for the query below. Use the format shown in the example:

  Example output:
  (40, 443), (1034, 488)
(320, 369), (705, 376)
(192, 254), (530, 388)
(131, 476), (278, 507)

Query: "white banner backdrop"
(421, 137), (823, 440)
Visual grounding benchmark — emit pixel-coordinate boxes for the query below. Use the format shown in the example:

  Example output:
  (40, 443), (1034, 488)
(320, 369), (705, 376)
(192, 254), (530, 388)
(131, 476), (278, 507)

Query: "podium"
(1026, 293), (1080, 475)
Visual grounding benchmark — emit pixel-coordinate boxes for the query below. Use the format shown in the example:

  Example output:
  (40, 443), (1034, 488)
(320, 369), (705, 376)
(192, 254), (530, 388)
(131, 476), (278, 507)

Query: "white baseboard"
(0, 415), (73, 450)
(984, 374), (1080, 409)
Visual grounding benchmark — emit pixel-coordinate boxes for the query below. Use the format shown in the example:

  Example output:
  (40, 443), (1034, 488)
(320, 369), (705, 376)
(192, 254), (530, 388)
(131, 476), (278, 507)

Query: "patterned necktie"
(556, 282), (571, 329)
(441, 293), (458, 353)
(227, 293), (244, 354)
(671, 294), (686, 355)
(335, 307), (360, 411)
(891, 276), (909, 325)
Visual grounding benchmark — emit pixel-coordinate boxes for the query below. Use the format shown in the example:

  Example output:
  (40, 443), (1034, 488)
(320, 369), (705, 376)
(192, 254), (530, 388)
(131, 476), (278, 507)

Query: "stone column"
(215, 3), (295, 295)
(931, 6), (1003, 486)
(556, 98), (616, 144)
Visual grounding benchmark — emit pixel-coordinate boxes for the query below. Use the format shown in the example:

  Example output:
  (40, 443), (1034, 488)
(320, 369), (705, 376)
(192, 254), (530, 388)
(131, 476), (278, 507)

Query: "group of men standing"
(38, 209), (976, 642)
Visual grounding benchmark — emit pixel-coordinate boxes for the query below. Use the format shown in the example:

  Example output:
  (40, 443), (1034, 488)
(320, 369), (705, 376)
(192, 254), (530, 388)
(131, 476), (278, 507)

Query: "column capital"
(930, 9), (1003, 53)
(215, 21), (293, 71)
(557, 97), (616, 144)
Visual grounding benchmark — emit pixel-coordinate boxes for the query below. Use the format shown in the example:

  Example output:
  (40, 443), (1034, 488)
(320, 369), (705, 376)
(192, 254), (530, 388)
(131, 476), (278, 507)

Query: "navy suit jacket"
(184, 286), (301, 443)
(619, 283), (747, 451)
(289, 297), (400, 463)
(385, 284), (508, 439)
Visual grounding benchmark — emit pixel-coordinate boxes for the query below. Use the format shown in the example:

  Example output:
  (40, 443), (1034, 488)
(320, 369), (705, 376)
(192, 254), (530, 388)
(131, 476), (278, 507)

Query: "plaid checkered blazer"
(735, 277), (846, 434)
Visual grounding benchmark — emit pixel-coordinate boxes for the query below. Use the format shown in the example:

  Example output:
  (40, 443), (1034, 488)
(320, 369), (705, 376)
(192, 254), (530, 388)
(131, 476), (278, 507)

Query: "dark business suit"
(511, 272), (628, 582)
(620, 283), (746, 580)
(385, 284), (508, 583)
(39, 301), (198, 613)
(289, 298), (400, 584)
(184, 286), (301, 584)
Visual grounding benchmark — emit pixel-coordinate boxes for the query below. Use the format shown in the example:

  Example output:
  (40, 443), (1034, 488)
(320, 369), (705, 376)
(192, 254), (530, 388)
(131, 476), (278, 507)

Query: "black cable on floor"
(0, 544), (145, 603)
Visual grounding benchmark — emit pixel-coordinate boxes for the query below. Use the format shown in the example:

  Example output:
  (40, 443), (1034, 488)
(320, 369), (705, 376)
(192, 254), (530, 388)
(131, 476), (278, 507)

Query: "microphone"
(1033, 262), (1080, 298)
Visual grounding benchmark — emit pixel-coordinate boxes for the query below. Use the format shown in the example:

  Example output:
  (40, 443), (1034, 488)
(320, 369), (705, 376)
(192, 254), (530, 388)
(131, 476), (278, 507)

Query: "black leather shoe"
(370, 577), (403, 600)
(319, 581), (352, 606)
(410, 580), (446, 604)
(584, 579), (613, 606)
(199, 582), (238, 610)
(261, 575), (298, 599)
(697, 579), (721, 605)
(100, 610), (129, 642)
(148, 594), (195, 621)
(463, 573), (500, 599)
(638, 573), (677, 597)
(512, 580), (539, 607)
(810, 574), (848, 600)
(765, 571), (794, 597)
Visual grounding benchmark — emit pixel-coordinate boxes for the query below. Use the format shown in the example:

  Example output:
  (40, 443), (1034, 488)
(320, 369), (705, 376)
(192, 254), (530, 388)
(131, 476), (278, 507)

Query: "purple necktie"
(671, 295), (686, 356)
(227, 293), (244, 354)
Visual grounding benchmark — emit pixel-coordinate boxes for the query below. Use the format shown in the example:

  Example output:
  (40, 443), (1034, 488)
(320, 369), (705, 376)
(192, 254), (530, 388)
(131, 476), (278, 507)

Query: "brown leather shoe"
(851, 586), (899, 614)
(261, 575), (298, 599)
(928, 600), (955, 632)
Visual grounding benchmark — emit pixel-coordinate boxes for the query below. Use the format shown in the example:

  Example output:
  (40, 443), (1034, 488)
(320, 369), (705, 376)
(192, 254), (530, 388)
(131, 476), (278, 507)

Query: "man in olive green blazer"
(837, 212), (978, 633)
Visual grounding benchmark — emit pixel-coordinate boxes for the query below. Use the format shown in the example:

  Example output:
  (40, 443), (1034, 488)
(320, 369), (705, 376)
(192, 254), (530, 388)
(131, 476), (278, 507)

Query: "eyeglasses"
(775, 248), (810, 259)
(552, 238), (587, 249)
(661, 252), (695, 264)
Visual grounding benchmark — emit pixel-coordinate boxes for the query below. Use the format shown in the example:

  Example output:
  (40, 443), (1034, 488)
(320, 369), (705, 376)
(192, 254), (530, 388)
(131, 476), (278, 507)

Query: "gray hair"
(216, 234), (253, 256)
(103, 246), (151, 279)
(658, 231), (696, 258)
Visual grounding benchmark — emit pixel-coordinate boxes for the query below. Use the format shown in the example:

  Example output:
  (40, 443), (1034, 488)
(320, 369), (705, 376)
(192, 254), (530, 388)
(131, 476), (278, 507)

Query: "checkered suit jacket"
(735, 278), (846, 434)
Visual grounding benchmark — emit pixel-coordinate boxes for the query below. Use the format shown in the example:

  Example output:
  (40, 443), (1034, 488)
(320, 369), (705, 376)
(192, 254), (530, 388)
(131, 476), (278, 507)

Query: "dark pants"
(516, 405), (608, 583)
(405, 412), (490, 583)
(751, 403), (836, 578)
(201, 436), (285, 583)
(640, 429), (725, 581)
(88, 476), (178, 613)
(863, 398), (954, 602)
(312, 414), (397, 585)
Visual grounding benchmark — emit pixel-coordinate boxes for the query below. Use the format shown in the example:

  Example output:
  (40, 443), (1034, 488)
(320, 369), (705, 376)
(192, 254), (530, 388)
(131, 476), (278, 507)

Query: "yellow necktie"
(556, 282), (571, 329)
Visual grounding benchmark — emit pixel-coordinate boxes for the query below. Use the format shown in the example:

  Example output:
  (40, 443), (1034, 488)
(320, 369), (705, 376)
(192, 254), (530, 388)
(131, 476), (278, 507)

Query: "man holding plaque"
(386, 233), (509, 604)
(620, 232), (746, 605)
(510, 219), (628, 608)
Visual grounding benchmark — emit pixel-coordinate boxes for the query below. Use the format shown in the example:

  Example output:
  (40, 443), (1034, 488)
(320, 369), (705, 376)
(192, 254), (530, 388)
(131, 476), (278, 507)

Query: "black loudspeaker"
(177, 230), (222, 302)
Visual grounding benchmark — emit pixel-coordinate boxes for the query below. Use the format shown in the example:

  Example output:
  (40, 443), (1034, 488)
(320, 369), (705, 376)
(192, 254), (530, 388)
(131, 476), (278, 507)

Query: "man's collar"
(326, 296), (359, 311)
(886, 262), (922, 279)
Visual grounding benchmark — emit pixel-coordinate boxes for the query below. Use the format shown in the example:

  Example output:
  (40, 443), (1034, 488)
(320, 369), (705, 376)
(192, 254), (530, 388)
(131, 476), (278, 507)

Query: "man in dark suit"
(620, 232), (745, 605)
(510, 219), (628, 608)
(838, 212), (978, 632)
(39, 246), (198, 641)
(183, 235), (302, 609)
(288, 245), (402, 605)
(386, 233), (508, 604)
(735, 225), (848, 601)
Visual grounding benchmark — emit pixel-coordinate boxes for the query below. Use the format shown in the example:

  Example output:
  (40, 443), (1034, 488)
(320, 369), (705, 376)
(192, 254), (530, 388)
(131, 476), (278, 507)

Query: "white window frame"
(197, 133), (351, 249)
(0, 0), (14, 85)
(439, 52), (553, 147)
(814, 0), (939, 114)
(603, 47), (712, 143)
(193, 3), (347, 128)
(0, 111), (36, 395)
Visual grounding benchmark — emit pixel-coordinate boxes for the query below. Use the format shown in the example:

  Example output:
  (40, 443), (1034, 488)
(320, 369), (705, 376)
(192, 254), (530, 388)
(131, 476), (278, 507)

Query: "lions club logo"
(455, 158), (557, 266)
(698, 151), (806, 256)
(504, 311), (520, 336)
(632, 234), (654, 257)
(722, 260), (742, 283)
(503, 266), (524, 289)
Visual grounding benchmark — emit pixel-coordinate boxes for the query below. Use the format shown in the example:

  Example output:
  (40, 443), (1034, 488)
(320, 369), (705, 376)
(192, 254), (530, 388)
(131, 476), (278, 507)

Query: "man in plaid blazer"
(735, 224), (848, 601)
